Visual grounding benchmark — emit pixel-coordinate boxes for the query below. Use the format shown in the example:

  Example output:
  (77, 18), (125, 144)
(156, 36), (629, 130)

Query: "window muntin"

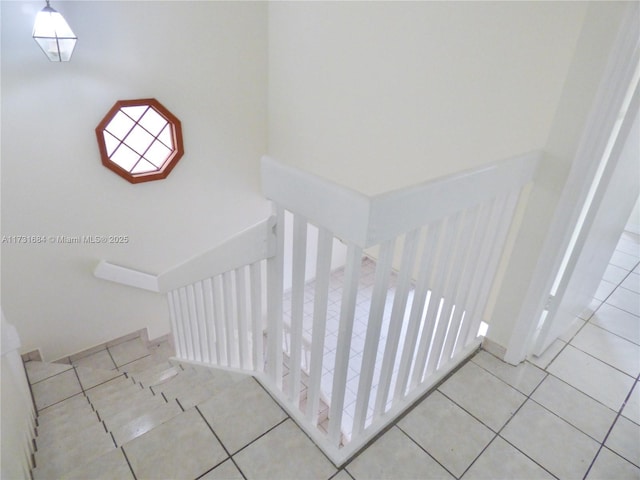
(96, 99), (183, 183)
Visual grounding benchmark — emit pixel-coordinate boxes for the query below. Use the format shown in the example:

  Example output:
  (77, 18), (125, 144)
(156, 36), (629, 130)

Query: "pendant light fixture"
(32, 0), (77, 62)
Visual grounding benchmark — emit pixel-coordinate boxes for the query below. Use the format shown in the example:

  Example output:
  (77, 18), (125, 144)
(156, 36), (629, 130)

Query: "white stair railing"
(95, 153), (539, 466)
(259, 153), (538, 463)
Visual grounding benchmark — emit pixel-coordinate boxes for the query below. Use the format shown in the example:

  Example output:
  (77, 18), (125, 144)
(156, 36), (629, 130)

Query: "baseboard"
(21, 349), (42, 362)
(481, 337), (507, 361)
(52, 328), (149, 364)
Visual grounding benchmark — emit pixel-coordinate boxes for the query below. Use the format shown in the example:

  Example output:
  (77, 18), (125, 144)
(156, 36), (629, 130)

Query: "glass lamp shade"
(32, 5), (77, 61)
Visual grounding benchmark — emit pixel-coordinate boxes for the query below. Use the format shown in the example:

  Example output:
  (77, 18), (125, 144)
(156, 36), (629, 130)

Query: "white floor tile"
(587, 447), (640, 480)
(197, 378), (287, 454)
(547, 345), (635, 411)
(398, 391), (493, 478)
(595, 280), (618, 301)
(233, 419), (337, 480)
(462, 436), (553, 480)
(199, 459), (243, 480)
(622, 383), (640, 425)
(501, 400), (600, 479)
(606, 288), (640, 317)
(621, 272), (640, 294)
(471, 351), (545, 395)
(346, 427), (453, 480)
(605, 416), (640, 467)
(571, 323), (640, 377)
(439, 361), (527, 431)
(610, 250), (640, 271)
(123, 408), (226, 480)
(590, 303), (640, 346)
(603, 264), (631, 285)
(531, 375), (617, 442)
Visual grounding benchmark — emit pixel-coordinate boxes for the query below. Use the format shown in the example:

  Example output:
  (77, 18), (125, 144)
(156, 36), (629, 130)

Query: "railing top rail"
(157, 216), (277, 292)
(261, 152), (540, 247)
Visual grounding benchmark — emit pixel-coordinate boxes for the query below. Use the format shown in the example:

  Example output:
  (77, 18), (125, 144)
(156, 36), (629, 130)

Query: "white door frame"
(504, 4), (640, 365)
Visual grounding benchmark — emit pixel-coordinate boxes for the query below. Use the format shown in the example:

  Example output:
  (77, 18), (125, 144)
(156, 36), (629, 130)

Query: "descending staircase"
(25, 337), (337, 479)
(26, 345), (251, 479)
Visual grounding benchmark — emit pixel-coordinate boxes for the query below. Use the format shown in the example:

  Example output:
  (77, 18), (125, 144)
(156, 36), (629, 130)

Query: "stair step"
(37, 394), (92, 428)
(100, 393), (164, 431)
(33, 425), (114, 479)
(150, 368), (213, 397)
(87, 381), (144, 412)
(75, 366), (123, 391)
(36, 421), (109, 459)
(172, 370), (248, 410)
(94, 386), (156, 420)
(133, 366), (182, 387)
(58, 447), (134, 480)
(32, 430), (116, 480)
(36, 408), (101, 448)
(112, 400), (183, 446)
(84, 375), (137, 401)
(25, 360), (74, 385)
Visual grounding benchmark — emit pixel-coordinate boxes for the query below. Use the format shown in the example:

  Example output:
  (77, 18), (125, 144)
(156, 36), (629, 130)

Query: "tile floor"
(27, 231), (639, 479)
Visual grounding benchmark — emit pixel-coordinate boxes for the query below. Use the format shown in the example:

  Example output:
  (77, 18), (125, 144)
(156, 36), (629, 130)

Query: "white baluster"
(194, 281), (210, 364)
(394, 220), (443, 401)
(222, 270), (238, 368)
(289, 214), (308, 405)
(267, 206), (285, 388)
(353, 238), (395, 435)
(328, 244), (363, 445)
(212, 275), (227, 365)
(306, 227), (333, 425)
(374, 229), (420, 417)
(236, 266), (250, 369)
(250, 261), (264, 372)
(203, 277), (219, 364)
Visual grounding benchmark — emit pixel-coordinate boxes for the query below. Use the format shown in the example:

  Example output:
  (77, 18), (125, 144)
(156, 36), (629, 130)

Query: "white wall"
(267, 1), (628, 353)
(268, 1), (585, 195)
(1, 1), (270, 360)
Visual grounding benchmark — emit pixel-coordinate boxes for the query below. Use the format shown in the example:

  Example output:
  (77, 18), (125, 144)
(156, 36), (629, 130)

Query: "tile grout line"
(582, 374), (640, 479)
(440, 370), (558, 480)
(194, 404), (250, 480)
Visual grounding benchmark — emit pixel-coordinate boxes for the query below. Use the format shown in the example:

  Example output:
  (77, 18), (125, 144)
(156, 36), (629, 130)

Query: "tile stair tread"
(87, 381), (145, 410)
(102, 392), (167, 430)
(35, 421), (112, 464)
(112, 400), (183, 446)
(126, 360), (178, 381)
(173, 371), (249, 410)
(25, 361), (74, 385)
(84, 375), (137, 399)
(37, 395), (93, 427)
(93, 386), (157, 419)
(150, 368), (215, 395)
(36, 409), (101, 447)
(132, 365), (181, 387)
(32, 432), (115, 480)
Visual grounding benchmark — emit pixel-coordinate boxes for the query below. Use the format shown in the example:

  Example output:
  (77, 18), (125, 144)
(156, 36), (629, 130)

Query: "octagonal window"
(96, 99), (184, 183)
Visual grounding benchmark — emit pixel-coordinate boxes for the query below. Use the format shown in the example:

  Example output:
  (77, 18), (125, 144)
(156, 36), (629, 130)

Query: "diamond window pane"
(121, 106), (148, 122)
(110, 144), (141, 172)
(124, 126), (155, 156)
(103, 131), (121, 156)
(131, 158), (158, 174)
(144, 141), (172, 168)
(157, 124), (174, 149)
(105, 111), (135, 140)
(139, 109), (168, 137)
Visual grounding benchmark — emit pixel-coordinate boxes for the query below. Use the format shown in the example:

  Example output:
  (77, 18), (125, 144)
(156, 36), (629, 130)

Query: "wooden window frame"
(95, 98), (184, 184)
